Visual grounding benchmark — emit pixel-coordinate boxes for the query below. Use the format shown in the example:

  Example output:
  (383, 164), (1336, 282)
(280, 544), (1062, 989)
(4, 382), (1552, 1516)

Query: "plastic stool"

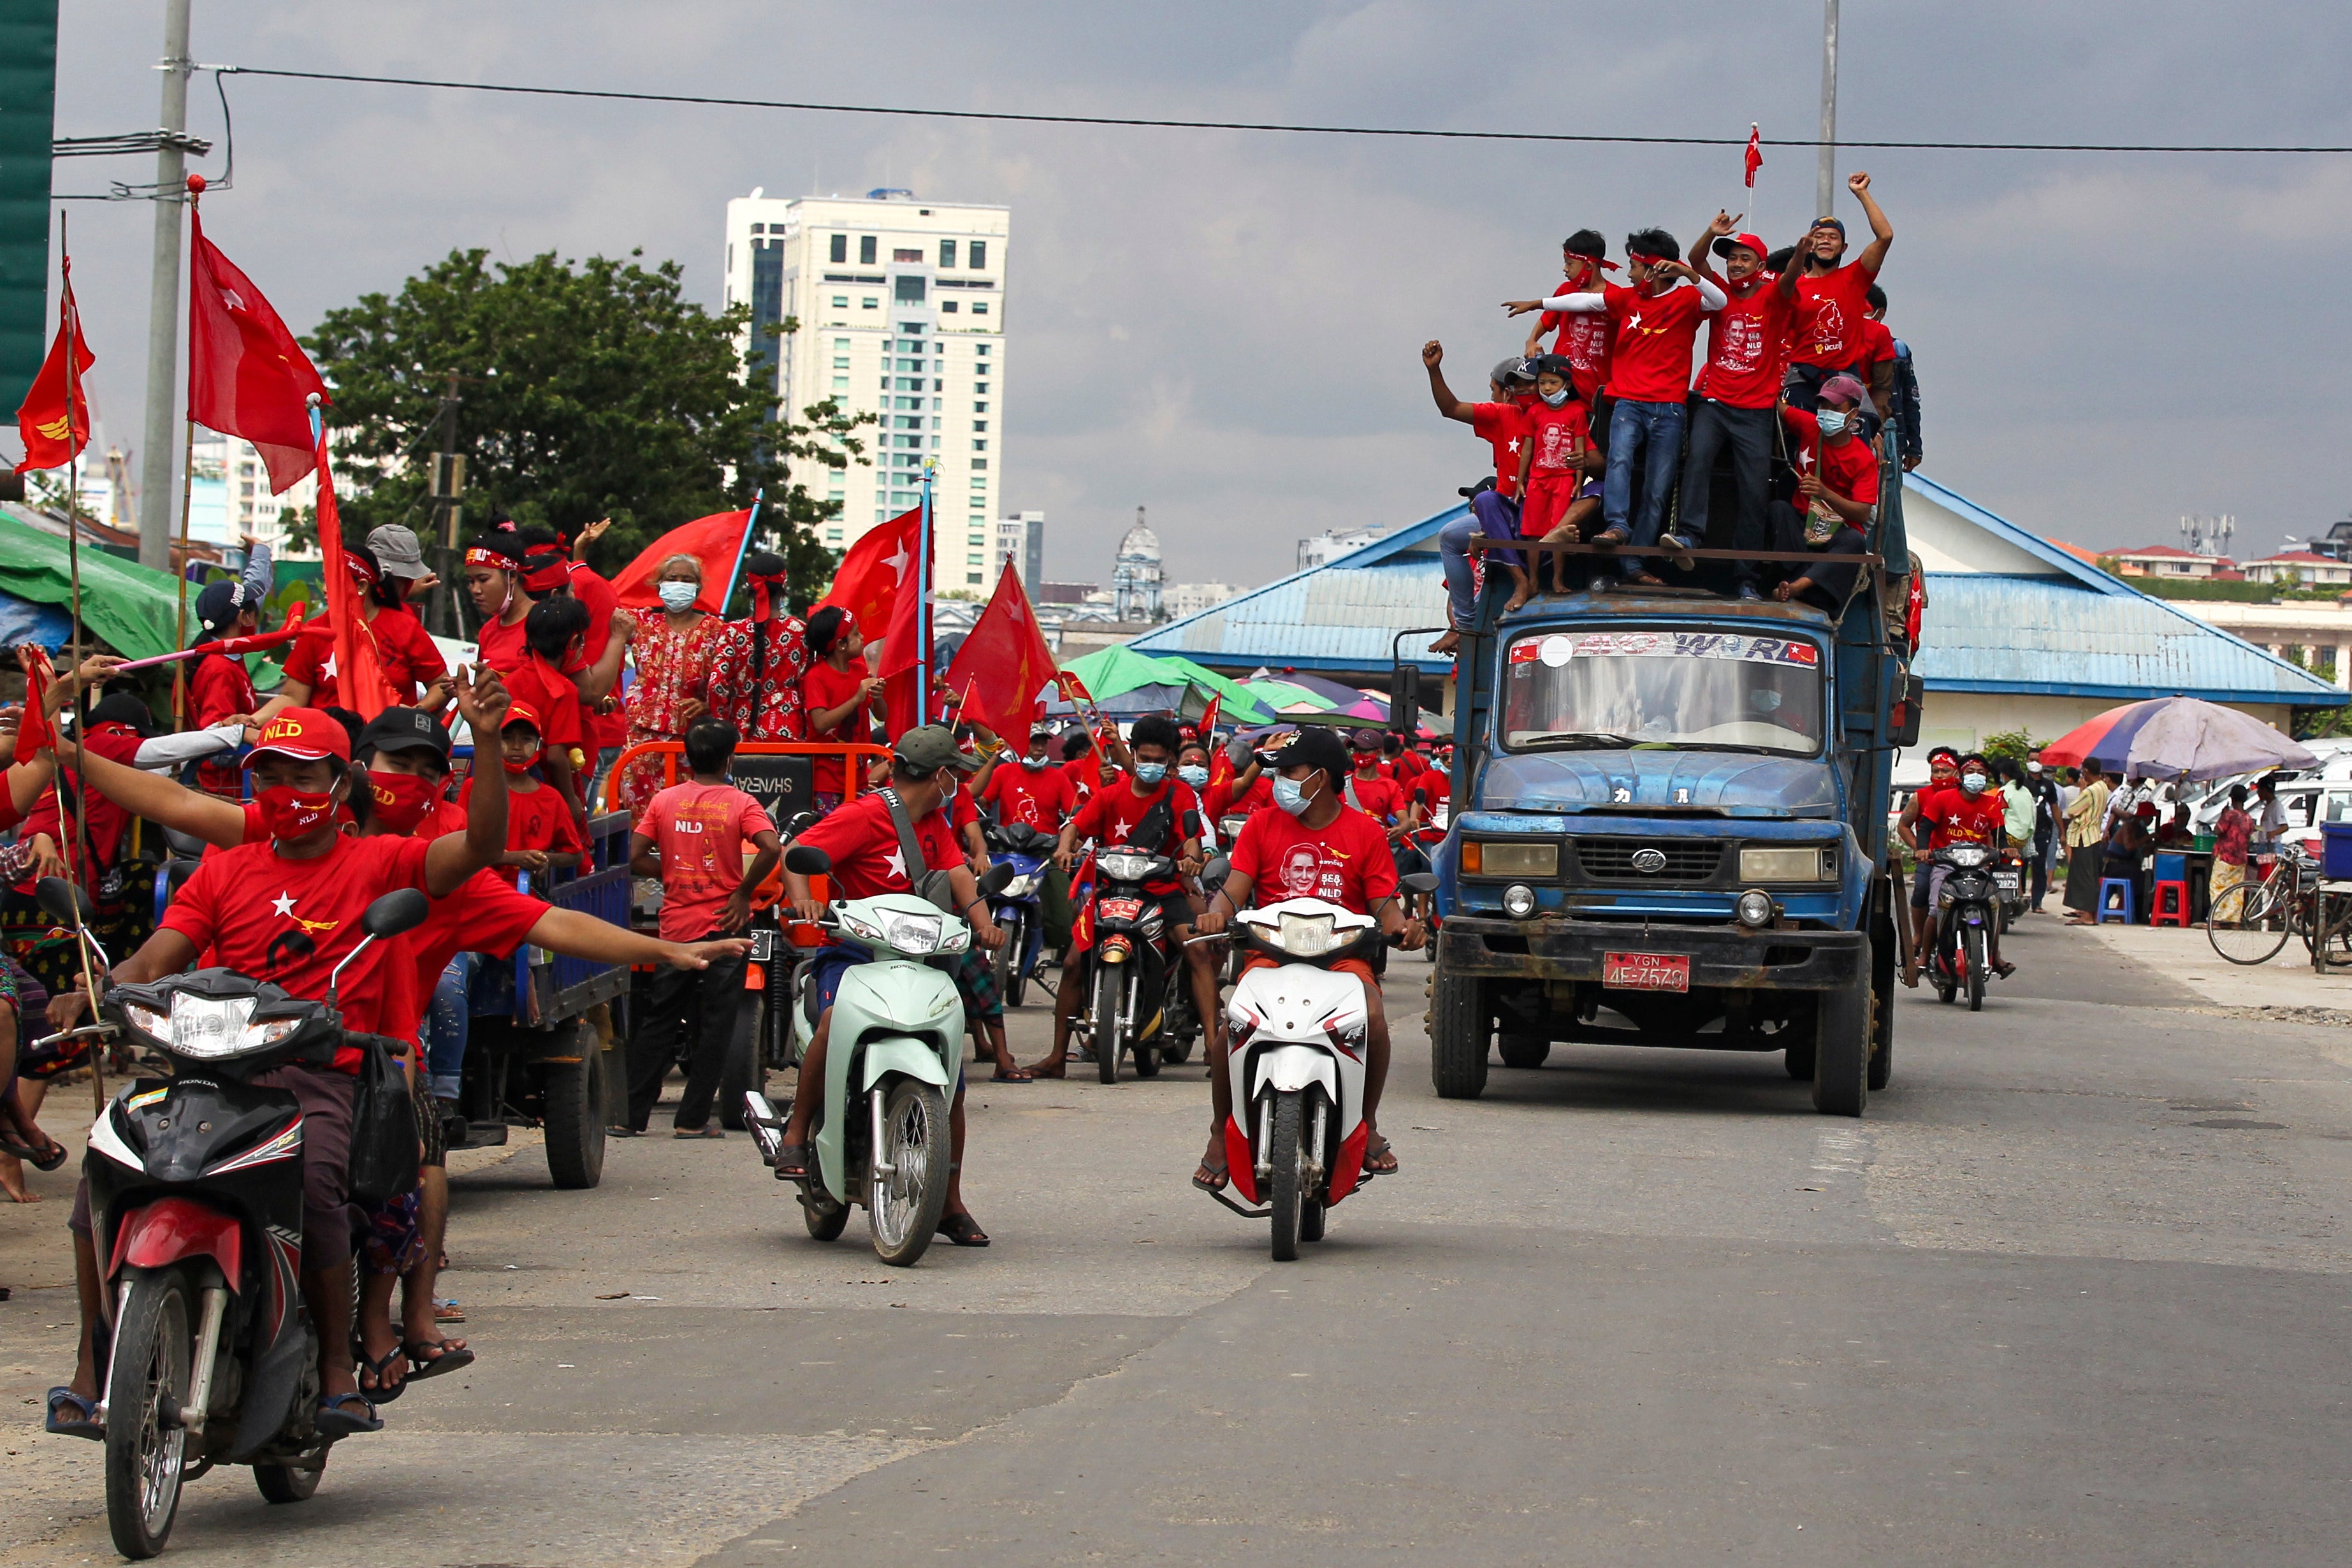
(2150, 880), (2191, 928)
(2098, 876), (2137, 924)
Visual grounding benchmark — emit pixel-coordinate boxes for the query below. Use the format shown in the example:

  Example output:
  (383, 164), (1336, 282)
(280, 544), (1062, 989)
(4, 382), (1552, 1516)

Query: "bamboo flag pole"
(169, 412), (196, 730)
(53, 212), (108, 1114)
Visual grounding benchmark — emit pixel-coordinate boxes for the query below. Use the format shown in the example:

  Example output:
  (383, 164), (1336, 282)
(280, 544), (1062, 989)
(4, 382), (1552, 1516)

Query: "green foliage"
(2295, 704), (2352, 740)
(2131, 576), (2340, 604)
(1980, 728), (2047, 768)
(304, 247), (875, 610)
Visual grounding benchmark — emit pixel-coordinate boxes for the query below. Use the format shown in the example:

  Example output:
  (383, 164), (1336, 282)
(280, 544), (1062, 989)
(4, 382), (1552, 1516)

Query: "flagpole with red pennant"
(1745, 123), (1764, 234)
(52, 214), (108, 1114)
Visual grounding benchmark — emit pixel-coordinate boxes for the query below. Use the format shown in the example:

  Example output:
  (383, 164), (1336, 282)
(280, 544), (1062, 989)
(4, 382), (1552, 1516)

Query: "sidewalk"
(2070, 913), (2352, 1016)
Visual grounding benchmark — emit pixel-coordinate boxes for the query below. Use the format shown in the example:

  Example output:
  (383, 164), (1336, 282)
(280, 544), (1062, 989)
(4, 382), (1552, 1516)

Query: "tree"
(1980, 728), (2047, 770)
(304, 248), (873, 610)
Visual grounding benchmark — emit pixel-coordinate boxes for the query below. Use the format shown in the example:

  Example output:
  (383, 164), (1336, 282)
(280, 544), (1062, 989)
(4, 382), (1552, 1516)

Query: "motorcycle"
(743, 845), (1012, 1267)
(36, 875), (430, 1558)
(1074, 845), (1185, 1084)
(1927, 843), (1998, 1012)
(1203, 875), (1436, 1261)
(983, 821), (1052, 1008)
(1993, 848), (2028, 931)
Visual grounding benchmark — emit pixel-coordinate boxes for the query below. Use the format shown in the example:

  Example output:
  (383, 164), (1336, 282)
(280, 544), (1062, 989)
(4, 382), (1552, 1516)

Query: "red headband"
(521, 550), (570, 594)
(345, 553), (379, 586)
(465, 546), (515, 569)
(749, 568), (788, 621)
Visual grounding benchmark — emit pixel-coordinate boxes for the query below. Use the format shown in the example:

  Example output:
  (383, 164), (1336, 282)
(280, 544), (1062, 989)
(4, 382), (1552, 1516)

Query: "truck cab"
(1413, 447), (1917, 1115)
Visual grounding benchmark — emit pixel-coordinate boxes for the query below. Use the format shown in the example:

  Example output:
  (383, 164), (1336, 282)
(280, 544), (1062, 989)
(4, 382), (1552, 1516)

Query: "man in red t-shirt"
(1421, 340), (1535, 645)
(1678, 214), (1803, 600)
(982, 728), (1080, 830)
(1788, 171), (1894, 412)
(1193, 727), (1424, 1190)
(1902, 752), (2012, 987)
(778, 726), (1003, 1240)
(1771, 375), (1882, 614)
(1520, 228), (1619, 410)
(1509, 226), (1728, 589)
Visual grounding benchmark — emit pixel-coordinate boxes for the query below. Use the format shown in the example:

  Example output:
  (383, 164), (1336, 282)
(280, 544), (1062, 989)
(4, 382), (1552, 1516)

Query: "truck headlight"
(1465, 841), (1558, 878)
(1739, 845), (1838, 882)
(1502, 884), (1537, 918)
(1734, 889), (1777, 928)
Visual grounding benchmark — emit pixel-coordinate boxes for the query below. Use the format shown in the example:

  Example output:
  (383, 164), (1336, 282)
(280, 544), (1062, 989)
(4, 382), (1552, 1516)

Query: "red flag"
(17, 649), (55, 757)
(877, 510), (933, 737)
(817, 507), (922, 631)
(312, 431), (398, 720)
(186, 201), (330, 494)
(945, 564), (1058, 743)
(1744, 124), (1763, 189)
(608, 509), (755, 613)
(1198, 692), (1221, 739)
(13, 261), (93, 475)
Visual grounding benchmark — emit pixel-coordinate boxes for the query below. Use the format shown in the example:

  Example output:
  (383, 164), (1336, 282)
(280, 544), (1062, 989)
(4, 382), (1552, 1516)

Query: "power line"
(221, 65), (2352, 156)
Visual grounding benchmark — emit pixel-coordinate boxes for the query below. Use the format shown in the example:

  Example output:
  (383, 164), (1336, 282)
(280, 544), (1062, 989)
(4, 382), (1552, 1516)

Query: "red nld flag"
(186, 202), (330, 493)
(1744, 123), (1763, 189)
(14, 261), (94, 475)
(945, 563), (1058, 743)
(1197, 692), (1221, 739)
(312, 432), (398, 720)
(607, 509), (755, 614)
(818, 507), (922, 633)
(17, 648), (56, 756)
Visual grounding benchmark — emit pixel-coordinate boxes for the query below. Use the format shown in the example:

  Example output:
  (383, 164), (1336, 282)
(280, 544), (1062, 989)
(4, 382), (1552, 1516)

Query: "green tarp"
(0, 514), (198, 660)
(1059, 645), (1273, 724)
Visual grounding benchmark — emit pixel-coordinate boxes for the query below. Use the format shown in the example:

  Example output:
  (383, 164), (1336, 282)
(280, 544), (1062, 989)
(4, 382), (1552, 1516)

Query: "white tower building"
(1112, 507), (1163, 623)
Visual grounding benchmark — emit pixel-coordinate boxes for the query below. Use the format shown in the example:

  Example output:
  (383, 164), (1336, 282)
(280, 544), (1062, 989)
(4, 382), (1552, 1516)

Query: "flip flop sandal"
(314, 1391), (382, 1437)
(0, 1133), (67, 1170)
(991, 1066), (1037, 1082)
(773, 1143), (812, 1179)
(403, 1340), (475, 1381)
(355, 1345), (408, 1404)
(1361, 1136), (1400, 1177)
(1191, 1151), (1231, 1194)
(605, 1126), (641, 1138)
(1029, 1062), (1068, 1080)
(672, 1126), (725, 1139)
(936, 1212), (991, 1247)
(45, 1386), (101, 1441)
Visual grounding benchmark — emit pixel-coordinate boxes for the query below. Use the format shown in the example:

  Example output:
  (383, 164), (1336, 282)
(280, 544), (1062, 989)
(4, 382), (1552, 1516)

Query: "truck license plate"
(1602, 952), (1690, 992)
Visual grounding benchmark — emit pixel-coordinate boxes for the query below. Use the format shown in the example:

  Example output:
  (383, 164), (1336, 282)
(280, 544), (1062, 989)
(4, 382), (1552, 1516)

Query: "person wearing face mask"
(458, 703), (585, 888)
(982, 727), (1080, 831)
(1901, 751), (2014, 987)
(259, 544), (455, 723)
(1422, 339), (1536, 647)
(1770, 375), (1880, 611)
(621, 551), (722, 818)
(800, 605), (883, 815)
(1035, 715), (1216, 1080)
(1505, 228), (1729, 592)
(1193, 726), (1425, 1192)
(1513, 356), (1602, 596)
(1785, 171), (1895, 416)
(1898, 746), (1963, 961)
(1680, 214), (1804, 602)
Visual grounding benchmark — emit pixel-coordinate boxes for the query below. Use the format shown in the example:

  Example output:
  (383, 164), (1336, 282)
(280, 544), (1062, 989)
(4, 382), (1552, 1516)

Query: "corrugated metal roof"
(1919, 573), (2345, 705)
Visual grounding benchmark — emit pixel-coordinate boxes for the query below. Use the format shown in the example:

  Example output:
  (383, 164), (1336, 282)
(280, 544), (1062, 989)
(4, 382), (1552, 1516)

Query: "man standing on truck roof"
(1521, 229), (1620, 425)
(1769, 375), (1880, 613)
(1865, 286), (1924, 472)
(1504, 229), (1727, 592)
(1681, 212), (1803, 602)
(1787, 172), (1894, 414)
(1422, 341), (1537, 648)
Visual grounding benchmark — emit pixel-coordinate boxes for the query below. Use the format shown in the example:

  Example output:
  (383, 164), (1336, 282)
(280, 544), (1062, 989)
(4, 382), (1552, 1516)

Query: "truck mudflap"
(1440, 915), (1865, 992)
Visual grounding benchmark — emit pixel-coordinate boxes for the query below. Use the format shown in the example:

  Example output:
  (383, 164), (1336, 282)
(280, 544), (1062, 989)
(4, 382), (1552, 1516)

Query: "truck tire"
(1428, 969), (1490, 1100)
(544, 1034), (607, 1189)
(1811, 939), (1871, 1117)
(1497, 1034), (1550, 1070)
(1868, 889), (1898, 1092)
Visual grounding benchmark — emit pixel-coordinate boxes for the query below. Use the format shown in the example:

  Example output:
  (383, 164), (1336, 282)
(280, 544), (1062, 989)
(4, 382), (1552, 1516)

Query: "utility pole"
(136, 0), (192, 570)
(1815, 0), (1840, 222)
(429, 371), (466, 638)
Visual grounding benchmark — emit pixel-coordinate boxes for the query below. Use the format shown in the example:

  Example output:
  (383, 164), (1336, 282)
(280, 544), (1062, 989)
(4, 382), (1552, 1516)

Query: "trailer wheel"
(1811, 939), (1871, 1117)
(1428, 970), (1490, 1100)
(544, 1028), (607, 1189)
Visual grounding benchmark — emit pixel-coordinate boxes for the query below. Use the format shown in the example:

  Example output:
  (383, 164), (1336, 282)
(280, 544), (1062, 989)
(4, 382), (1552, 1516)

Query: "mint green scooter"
(745, 845), (1009, 1267)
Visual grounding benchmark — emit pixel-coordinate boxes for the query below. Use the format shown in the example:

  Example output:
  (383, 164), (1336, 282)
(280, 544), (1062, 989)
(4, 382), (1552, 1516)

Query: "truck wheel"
(720, 996), (764, 1130)
(1868, 892), (1898, 1092)
(544, 1035), (607, 1189)
(1428, 970), (1490, 1100)
(1811, 940), (1871, 1117)
(1497, 1034), (1550, 1070)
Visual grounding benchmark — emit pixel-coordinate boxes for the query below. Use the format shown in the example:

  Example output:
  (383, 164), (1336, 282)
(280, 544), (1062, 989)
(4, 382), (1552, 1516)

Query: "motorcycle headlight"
(122, 999), (170, 1043)
(1273, 911), (1342, 957)
(1097, 852), (1155, 882)
(1947, 845), (1990, 868)
(937, 920), (971, 954)
(883, 912), (945, 955)
(164, 995), (259, 1060)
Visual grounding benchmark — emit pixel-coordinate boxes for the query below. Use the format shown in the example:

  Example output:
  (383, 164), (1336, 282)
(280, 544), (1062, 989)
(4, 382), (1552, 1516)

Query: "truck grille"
(1570, 836), (1723, 883)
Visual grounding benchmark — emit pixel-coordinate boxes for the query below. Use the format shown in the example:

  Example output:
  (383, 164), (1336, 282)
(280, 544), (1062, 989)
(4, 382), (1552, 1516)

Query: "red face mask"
(502, 753), (538, 776)
(257, 785), (339, 840)
(368, 771), (439, 834)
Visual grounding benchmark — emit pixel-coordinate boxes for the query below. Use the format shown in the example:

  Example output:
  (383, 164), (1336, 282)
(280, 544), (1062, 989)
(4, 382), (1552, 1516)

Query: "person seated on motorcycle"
(45, 683), (513, 1441)
(1901, 751), (2014, 987)
(1191, 725), (1426, 1190)
(777, 725), (1006, 1245)
(1205, 734), (1272, 824)
(1895, 746), (1962, 962)
(1031, 715), (1219, 1079)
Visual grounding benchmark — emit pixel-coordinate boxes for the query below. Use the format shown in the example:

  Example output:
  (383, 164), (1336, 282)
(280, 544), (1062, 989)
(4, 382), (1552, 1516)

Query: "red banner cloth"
(312, 430), (396, 719)
(817, 507), (922, 634)
(13, 264), (93, 475)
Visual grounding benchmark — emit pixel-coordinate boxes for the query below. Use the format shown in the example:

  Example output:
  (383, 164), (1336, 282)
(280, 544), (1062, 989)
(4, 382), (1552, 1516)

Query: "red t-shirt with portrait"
(1790, 257), (1880, 369)
(1916, 785), (2005, 850)
(1230, 804), (1399, 914)
(1523, 397), (1590, 478)
(1539, 308), (1616, 405)
(982, 760), (1078, 829)
(1698, 276), (1797, 409)
(801, 659), (872, 797)
(1779, 407), (1882, 509)
(1599, 283), (1711, 402)
(792, 788), (961, 901)
(1469, 402), (1530, 498)
(639, 781), (776, 940)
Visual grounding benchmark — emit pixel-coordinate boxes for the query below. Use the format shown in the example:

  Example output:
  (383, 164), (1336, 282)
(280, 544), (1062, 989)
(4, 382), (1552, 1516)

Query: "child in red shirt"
(460, 702), (585, 889)
(1513, 357), (1601, 594)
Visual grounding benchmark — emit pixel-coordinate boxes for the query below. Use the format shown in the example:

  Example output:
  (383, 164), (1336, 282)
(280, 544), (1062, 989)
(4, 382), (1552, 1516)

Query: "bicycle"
(2208, 846), (2330, 965)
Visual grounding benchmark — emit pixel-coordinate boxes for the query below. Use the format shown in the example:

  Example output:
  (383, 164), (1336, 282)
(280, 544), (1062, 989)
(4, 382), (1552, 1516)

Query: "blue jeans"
(1437, 491), (1523, 628)
(426, 952), (476, 1101)
(1604, 398), (1689, 577)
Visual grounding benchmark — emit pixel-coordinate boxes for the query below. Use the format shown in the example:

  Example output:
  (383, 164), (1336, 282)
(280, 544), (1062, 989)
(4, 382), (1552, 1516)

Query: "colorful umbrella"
(2039, 697), (2318, 782)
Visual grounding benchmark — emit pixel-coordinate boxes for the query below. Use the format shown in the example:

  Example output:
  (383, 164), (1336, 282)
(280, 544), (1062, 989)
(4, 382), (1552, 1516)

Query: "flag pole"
(54, 212), (107, 1114)
(168, 180), (202, 733)
(916, 462), (934, 728)
(715, 487), (765, 615)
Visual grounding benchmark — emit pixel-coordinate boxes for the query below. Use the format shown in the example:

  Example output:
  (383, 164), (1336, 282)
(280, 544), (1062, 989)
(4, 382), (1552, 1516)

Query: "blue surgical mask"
(1133, 762), (1168, 786)
(1960, 773), (1988, 795)
(1020, 753), (1050, 771)
(1815, 409), (1850, 438)
(1273, 774), (1312, 816)
(1177, 764), (1209, 788)
(1541, 389), (1571, 407)
(657, 580), (699, 612)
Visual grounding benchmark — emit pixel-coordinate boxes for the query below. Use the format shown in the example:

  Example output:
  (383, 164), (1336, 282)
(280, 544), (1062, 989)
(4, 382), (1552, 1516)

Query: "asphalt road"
(8, 911), (2352, 1565)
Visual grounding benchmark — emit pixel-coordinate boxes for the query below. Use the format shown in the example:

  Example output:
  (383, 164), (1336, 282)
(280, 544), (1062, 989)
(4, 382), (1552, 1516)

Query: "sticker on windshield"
(1511, 632), (1818, 666)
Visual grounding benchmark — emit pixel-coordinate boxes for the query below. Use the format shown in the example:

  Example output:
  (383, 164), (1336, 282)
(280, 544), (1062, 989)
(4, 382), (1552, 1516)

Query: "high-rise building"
(722, 189), (1010, 590)
(191, 428), (319, 556)
(995, 510), (1045, 590)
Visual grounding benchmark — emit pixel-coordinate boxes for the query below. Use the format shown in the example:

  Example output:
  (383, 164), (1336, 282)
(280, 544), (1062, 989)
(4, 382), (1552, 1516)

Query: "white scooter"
(1206, 876), (1434, 1261)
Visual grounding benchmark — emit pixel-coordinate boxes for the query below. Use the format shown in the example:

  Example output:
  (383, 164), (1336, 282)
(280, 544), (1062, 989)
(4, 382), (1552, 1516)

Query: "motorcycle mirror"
(975, 860), (1016, 898)
(361, 888), (430, 939)
(782, 810), (820, 838)
(34, 875), (92, 927)
(1200, 857), (1231, 889)
(1400, 871), (1441, 894)
(784, 844), (832, 877)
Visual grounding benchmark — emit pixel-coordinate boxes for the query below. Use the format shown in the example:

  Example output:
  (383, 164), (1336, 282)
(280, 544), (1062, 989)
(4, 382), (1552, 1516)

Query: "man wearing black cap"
(1681, 213), (1805, 601)
(1193, 726), (1424, 1190)
(1787, 171), (1894, 414)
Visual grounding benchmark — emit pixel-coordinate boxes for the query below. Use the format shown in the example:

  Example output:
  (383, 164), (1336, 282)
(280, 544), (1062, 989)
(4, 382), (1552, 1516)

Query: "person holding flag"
(704, 551), (810, 742)
(265, 544), (452, 716)
(801, 605), (882, 815)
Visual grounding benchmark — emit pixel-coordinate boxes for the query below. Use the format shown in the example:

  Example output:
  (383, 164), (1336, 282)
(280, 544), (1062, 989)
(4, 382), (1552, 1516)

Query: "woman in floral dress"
(620, 553), (722, 817)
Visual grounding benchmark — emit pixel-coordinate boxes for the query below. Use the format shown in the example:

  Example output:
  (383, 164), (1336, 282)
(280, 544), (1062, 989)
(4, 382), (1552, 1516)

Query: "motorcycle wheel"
(801, 1189), (850, 1242)
(1160, 1040), (1194, 1066)
(1091, 963), (1125, 1087)
(105, 1267), (194, 1559)
(1300, 1185), (1328, 1244)
(869, 1078), (952, 1267)
(255, 1456), (324, 1504)
(992, 911), (1022, 1007)
(1131, 978), (1162, 1080)
(720, 996), (764, 1131)
(1268, 1091), (1307, 1262)
(1964, 927), (1985, 1013)
(542, 1028), (607, 1191)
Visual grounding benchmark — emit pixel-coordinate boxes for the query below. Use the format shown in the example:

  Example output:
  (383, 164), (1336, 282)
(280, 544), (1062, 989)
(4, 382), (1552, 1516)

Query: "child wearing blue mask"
(1770, 374), (1879, 612)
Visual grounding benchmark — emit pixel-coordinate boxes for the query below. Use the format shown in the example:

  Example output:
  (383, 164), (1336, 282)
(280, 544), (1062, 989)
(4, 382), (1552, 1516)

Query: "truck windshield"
(1500, 629), (1826, 757)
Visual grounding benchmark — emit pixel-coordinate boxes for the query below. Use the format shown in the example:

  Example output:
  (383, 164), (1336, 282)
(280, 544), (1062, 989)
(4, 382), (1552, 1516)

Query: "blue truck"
(1407, 438), (1921, 1115)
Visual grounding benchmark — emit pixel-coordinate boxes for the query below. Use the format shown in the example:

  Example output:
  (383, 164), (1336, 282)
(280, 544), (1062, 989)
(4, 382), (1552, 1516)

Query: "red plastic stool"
(2150, 879), (2191, 928)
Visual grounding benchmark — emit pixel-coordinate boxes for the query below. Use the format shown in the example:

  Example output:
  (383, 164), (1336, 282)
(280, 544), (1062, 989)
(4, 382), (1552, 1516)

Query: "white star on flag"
(1796, 447), (1816, 472)
(884, 847), (907, 882)
(271, 892), (297, 917)
(885, 542), (913, 581)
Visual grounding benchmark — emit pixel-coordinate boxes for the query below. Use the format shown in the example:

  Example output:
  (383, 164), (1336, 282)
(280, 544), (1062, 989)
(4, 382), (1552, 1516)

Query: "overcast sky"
(29, 0), (2352, 584)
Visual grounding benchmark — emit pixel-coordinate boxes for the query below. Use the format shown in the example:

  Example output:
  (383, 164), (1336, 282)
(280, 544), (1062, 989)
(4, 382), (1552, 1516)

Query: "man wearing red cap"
(1681, 212), (1804, 601)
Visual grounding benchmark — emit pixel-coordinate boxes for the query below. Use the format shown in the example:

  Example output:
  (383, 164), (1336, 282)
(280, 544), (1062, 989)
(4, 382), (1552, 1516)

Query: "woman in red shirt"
(263, 546), (453, 720)
(800, 606), (880, 814)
